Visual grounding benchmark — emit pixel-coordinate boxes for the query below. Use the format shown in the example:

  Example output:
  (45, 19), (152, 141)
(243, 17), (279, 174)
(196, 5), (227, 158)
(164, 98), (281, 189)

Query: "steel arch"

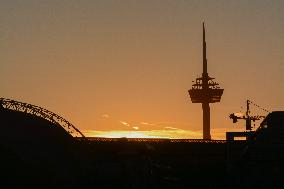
(0, 98), (85, 138)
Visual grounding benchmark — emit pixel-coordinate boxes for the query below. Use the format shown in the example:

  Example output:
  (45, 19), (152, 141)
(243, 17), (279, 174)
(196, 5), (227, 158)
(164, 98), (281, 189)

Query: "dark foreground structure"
(0, 98), (284, 189)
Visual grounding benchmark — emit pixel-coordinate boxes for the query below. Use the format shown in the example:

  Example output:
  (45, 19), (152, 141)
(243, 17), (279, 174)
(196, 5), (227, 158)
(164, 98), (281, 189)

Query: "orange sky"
(1, 1), (283, 139)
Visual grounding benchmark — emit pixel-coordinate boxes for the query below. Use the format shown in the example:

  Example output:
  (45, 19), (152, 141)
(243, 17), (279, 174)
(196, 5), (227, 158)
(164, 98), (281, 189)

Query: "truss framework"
(0, 98), (85, 138)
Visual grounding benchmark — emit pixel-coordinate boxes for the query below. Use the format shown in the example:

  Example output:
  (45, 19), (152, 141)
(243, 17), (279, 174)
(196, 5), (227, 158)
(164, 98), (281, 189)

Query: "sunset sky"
(1, 0), (283, 139)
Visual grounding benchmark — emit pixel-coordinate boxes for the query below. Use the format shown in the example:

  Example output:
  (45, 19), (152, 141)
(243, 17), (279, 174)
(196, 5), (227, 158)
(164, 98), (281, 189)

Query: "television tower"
(188, 23), (224, 140)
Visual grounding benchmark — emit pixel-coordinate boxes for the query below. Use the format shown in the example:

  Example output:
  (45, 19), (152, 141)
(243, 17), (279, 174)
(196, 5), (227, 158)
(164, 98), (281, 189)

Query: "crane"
(229, 100), (269, 130)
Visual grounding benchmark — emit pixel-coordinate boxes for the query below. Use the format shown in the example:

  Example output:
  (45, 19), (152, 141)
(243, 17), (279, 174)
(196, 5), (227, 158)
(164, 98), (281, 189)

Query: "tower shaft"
(202, 102), (211, 139)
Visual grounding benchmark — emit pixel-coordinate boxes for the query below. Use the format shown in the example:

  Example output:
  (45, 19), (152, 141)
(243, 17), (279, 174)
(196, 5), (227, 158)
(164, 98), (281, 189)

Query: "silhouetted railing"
(0, 98), (85, 138)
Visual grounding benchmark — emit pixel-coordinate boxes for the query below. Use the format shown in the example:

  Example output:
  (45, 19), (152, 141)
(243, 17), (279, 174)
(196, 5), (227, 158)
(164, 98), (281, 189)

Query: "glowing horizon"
(83, 127), (248, 140)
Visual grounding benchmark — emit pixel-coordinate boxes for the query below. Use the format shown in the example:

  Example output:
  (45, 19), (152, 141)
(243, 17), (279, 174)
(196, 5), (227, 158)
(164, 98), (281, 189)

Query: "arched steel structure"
(0, 98), (85, 138)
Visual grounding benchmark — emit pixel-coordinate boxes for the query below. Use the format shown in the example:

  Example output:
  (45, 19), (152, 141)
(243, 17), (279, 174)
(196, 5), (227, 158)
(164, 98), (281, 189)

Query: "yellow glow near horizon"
(87, 131), (162, 139)
(83, 127), (248, 140)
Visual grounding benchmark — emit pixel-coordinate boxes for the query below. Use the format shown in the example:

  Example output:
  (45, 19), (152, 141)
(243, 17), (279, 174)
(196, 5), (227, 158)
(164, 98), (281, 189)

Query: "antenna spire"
(203, 22), (208, 76)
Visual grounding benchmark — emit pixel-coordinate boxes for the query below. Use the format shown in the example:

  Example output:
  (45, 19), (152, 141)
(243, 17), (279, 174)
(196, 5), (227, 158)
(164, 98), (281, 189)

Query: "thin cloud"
(120, 121), (130, 127)
(140, 122), (155, 126)
(101, 114), (110, 118)
(164, 126), (180, 130)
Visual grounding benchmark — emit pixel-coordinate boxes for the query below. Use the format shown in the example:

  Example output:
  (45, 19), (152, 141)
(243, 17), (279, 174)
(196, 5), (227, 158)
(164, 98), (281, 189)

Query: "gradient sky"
(1, 0), (283, 138)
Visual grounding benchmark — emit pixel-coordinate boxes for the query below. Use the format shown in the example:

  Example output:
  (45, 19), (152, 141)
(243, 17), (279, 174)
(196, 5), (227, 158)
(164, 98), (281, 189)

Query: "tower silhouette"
(188, 23), (224, 140)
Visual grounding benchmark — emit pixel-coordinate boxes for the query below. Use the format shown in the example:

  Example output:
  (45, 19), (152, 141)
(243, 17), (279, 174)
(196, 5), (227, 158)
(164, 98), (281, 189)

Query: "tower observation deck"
(188, 23), (224, 140)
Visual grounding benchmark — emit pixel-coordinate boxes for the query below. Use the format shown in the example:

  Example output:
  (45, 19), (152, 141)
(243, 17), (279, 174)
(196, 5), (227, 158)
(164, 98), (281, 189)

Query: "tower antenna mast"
(188, 23), (224, 139)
